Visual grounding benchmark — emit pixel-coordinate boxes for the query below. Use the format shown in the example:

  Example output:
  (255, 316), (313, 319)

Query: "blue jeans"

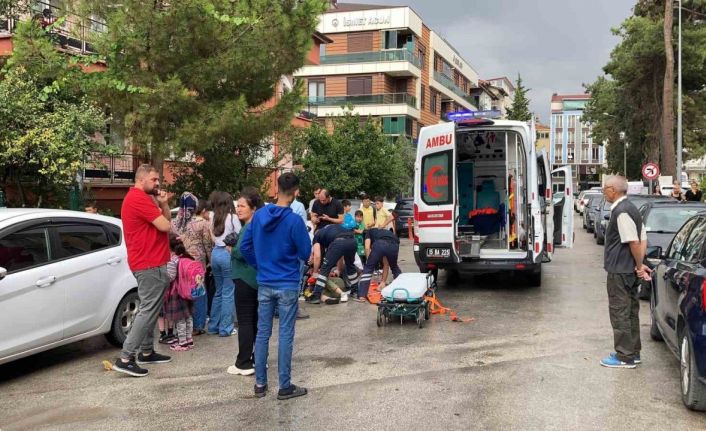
(208, 246), (236, 336)
(192, 295), (207, 330)
(255, 286), (299, 390)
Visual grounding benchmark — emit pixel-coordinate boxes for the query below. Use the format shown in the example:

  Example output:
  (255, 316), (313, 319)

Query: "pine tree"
(506, 73), (532, 122)
(76, 0), (327, 182)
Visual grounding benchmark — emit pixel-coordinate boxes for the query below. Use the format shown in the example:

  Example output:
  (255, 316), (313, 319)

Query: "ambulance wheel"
(376, 308), (386, 327)
(416, 309), (424, 328)
(424, 302), (430, 320)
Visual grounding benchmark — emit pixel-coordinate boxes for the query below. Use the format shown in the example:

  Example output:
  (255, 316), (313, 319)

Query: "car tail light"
(534, 242), (540, 253)
(515, 264), (526, 270)
(547, 243), (553, 253)
(545, 188), (551, 199)
(426, 264), (437, 269)
(562, 233), (566, 242)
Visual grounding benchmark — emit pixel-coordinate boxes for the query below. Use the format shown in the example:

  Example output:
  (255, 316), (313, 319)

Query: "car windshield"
(588, 196), (602, 209)
(645, 208), (701, 233)
(395, 200), (413, 211)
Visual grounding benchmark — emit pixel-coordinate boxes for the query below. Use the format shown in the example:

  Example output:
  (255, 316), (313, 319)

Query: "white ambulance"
(412, 111), (573, 286)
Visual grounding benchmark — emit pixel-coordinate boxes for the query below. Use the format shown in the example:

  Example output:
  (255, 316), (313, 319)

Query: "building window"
(319, 43), (326, 58)
(555, 116), (563, 128)
(348, 32), (373, 52)
(591, 147), (600, 160)
(347, 76), (372, 96)
(430, 90), (437, 114)
(308, 79), (325, 103)
(420, 85), (426, 110)
(567, 147), (575, 162)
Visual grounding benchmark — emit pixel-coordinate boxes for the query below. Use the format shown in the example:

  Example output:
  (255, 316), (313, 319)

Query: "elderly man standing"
(600, 176), (651, 369)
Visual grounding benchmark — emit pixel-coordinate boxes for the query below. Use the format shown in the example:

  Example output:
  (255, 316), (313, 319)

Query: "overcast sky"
(344, 0), (636, 122)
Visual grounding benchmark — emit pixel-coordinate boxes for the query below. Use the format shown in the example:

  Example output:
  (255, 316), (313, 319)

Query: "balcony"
(308, 93), (416, 108)
(84, 153), (137, 184)
(431, 71), (477, 110)
(320, 49), (422, 69)
(295, 49), (422, 78)
(305, 93), (420, 118)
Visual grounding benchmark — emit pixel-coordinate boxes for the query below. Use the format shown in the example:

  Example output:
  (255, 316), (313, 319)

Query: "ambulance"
(412, 111), (573, 286)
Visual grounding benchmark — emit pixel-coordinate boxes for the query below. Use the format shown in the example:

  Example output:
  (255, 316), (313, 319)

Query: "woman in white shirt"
(208, 191), (241, 337)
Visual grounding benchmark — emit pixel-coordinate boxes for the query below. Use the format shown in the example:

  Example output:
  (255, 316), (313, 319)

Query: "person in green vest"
(227, 187), (263, 377)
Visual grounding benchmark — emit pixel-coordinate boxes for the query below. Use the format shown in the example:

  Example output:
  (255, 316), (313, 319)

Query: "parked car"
(648, 212), (706, 411)
(595, 198), (612, 245)
(0, 209), (138, 365)
(637, 201), (706, 300)
(583, 194), (602, 233)
(576, 190), (602, 215)
(596, 194), (675, 245)
(393, 198), (413, 237)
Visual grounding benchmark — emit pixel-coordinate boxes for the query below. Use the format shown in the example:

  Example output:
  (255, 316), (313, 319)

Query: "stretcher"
(377, 272), (435, 328)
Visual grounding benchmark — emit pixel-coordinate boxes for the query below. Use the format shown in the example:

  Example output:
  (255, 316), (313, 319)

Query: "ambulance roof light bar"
(447, 109), (503, 122)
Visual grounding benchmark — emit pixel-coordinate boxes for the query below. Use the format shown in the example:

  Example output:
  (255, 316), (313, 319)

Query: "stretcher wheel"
(424, 302), (430, 320)
(376, 308), (386, 327)
(416, 309), (424, 328)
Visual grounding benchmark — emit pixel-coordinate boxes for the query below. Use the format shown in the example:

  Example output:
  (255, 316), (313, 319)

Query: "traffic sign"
(642, 163), (660, 180)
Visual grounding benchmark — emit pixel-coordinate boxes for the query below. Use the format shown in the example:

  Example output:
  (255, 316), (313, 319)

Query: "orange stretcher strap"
(426, 291), (474, 323)
(367, 281), (383, 304)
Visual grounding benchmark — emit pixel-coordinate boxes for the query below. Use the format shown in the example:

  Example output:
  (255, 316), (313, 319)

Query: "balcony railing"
(320, 49), (422, 69)
(308, 93), (417, 108)
(84, 153), (136, 183)
(434, 71), (475, 105)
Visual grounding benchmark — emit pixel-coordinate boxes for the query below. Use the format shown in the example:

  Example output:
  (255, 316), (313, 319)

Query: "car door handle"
(36, 276), (56, 287)
(106, 257), (122, 266)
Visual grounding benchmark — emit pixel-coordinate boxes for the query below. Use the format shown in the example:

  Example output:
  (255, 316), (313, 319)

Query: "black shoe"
(296, 308), (310, 319)
(137, 351), (172, 364)
(254, 384), (268, 398)
(307, 297), (321, 305)
(113, 358), (148, 377)
(324, 298), (340, 305)
(277, 384), (308, 400)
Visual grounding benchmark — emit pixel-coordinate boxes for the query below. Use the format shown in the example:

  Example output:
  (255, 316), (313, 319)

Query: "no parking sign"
(642, 163), (659, 181)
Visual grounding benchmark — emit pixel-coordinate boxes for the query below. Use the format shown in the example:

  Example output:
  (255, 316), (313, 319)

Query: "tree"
(662, 0), (676, 176)
(289, 113), (415, 199)
(76, 0), (327, 186)
(506, 73), (532, 121)
(0, 21), (107, 207)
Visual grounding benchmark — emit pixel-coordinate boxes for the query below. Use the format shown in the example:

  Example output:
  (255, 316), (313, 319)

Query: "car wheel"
(106, 290), (140, 347)
(638, 280), (651, 301)
(680, 331), (706, 411)
(597, 234), (604, 245)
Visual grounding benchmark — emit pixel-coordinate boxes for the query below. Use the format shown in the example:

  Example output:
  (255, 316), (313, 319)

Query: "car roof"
(0, 208), (121, 226)
(646, 201), (706, 208)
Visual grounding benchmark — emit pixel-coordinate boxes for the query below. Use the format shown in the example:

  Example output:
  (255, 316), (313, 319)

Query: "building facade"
(550, 93), (603, 190)
(294, 3), (480, 144)
(535, 120), (550, 154)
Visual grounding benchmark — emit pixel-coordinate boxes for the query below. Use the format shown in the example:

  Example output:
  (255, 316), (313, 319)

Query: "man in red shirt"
(113, 164), (173, 377)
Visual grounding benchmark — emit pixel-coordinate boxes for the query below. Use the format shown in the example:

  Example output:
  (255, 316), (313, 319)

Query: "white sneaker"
(227, 365), (255, 376)
(340, 292), (349, 303)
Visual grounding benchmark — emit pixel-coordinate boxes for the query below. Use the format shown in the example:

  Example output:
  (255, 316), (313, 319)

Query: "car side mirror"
(0, 267), (6, 281)
(603, 214), (610, 220)
(646, 246), (663, 260)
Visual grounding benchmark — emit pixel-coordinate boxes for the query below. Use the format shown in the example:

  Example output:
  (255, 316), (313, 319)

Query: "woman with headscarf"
(171, 192), (213, 334)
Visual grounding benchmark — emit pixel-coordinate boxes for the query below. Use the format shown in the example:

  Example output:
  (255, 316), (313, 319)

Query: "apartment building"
(550, 93), (603, 190)
(295, 3), (480, 143)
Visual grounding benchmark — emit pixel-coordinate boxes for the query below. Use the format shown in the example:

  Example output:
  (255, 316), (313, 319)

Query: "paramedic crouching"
(600, 176), (651, 369)
(357, 228), (402, 303)
(309, 224), (359, 304)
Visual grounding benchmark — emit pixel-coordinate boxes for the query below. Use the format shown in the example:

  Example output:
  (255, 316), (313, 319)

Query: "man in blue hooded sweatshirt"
(240, 172), (312, 400)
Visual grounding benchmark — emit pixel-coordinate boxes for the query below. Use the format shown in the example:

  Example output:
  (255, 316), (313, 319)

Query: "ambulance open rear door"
(551, 166), (574, 248)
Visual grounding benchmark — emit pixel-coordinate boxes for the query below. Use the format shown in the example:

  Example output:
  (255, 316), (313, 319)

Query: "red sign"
(642, 163), (659, 180)
(425, 134), (453, 149)
(425, 166), (449, 198)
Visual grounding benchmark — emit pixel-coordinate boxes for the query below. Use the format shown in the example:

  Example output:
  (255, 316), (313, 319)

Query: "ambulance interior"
(455, 129), (528, 256)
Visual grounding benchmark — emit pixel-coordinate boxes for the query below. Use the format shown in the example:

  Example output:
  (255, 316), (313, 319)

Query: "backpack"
(175, 257), (206, 300)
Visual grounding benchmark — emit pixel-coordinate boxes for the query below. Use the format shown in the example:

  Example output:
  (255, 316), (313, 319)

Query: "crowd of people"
(111, 165), (403, 401)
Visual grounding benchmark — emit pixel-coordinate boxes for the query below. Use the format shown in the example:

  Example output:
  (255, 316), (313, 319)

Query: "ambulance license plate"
(426, 248), (450, 258)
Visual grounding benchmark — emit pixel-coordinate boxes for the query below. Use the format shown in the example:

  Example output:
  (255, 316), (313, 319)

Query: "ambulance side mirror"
(646, 246), (663, 260)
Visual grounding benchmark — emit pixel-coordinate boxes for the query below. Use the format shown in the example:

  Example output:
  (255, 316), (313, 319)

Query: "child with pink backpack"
(165, 234), (206, 351)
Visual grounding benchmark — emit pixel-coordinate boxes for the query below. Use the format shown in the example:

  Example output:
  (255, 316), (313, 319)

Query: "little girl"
(165, 234), (195, 351)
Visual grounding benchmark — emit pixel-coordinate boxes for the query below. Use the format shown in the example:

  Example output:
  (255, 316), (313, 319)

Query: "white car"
(576, 190), (602, 215)
(0, 209), (139, 365)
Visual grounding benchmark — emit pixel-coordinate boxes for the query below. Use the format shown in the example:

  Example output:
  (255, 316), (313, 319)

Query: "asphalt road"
(2, 217), (706, 430)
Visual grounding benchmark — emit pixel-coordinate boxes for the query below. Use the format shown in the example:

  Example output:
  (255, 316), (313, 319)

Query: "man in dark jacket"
(600, 176), (651, 369)
(240, 173), (312, 400)
(309, 224), (359, 304)
(357, 228), (402, 301)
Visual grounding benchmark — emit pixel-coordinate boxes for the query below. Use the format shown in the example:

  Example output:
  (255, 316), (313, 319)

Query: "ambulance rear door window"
(421, 150), (452, 205)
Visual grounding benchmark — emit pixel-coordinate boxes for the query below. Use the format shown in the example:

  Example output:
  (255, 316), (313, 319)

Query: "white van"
(412, 112), (573, 286)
